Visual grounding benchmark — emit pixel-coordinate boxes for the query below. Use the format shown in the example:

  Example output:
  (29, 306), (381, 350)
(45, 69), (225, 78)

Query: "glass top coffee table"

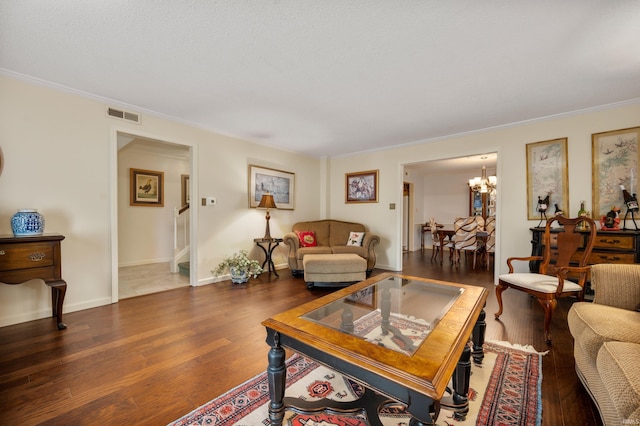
(262, 272), (488, 426)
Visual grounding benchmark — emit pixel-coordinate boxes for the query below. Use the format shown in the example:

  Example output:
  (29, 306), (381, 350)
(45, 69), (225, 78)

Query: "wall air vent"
(107, 107), (141, 124)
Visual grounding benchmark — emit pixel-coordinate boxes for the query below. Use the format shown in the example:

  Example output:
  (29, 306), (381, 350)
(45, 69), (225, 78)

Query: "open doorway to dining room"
(401, 152), (498, 270)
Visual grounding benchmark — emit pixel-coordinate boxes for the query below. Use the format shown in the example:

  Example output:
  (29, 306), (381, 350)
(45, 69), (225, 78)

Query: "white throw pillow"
(347, 231), (365, 246)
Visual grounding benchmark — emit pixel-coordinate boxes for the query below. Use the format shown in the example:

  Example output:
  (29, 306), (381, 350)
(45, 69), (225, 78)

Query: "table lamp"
(257, 192), (278, 239)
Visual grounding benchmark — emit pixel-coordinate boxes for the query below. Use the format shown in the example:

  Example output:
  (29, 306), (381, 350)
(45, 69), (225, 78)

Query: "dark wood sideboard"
(530, 227), (640, 293)
(0, 233), (67, 329)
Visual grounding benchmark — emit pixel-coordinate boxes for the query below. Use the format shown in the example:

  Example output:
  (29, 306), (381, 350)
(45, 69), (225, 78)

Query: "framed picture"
(526, 138), (569, 220)
(181, 174), (190, 207)
(592, 126), (640, 218)
(130, 168), (164, 207)
(249, 165), (295, 210)
(345, 170), (379, 203)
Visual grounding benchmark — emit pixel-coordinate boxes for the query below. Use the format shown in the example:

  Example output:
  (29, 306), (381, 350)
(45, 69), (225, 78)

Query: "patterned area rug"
(169, 341), (543, 426)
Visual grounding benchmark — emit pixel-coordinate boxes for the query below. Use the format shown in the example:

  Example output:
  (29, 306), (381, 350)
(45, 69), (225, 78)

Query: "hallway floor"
(118, 262), (189, 299)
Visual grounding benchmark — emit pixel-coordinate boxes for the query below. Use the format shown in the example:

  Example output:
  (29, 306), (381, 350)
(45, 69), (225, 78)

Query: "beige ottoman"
(303, 253), (367, 288)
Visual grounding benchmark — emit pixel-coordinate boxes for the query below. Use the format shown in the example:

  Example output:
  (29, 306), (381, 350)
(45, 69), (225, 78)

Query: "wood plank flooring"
(0, 250), (602, 425)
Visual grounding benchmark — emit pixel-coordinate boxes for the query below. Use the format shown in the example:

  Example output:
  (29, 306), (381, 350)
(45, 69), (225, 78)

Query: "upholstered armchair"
(568, 264), (640, 425)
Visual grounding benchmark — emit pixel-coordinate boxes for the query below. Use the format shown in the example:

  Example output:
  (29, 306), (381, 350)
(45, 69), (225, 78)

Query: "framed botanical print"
(526, 138), (569, 220)
(345, 170), (379, 203)
(592, 126), (640, 218)
(130, 168), (164, 207)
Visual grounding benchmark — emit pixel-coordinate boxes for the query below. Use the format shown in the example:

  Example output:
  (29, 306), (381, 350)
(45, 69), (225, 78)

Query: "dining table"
(436, 228), (456, 264)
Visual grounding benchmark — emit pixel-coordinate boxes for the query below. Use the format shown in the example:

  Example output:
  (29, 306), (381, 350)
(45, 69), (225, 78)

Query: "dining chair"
(495, 215), (596, 344)
(429, 217), (448, 261)
(483, 216), (496, 270)
(452, 216), (485, 268)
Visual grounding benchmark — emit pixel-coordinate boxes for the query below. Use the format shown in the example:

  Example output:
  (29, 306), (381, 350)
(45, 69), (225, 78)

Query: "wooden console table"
(530, 227), (640, 295)
(0, 233), (67, 329)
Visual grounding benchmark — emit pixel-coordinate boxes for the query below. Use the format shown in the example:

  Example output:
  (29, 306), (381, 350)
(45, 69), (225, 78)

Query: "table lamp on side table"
(258, 192), (278, 239)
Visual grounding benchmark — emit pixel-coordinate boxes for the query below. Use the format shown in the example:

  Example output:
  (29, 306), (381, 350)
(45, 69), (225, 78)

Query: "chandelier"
(468, 165), (497, 194)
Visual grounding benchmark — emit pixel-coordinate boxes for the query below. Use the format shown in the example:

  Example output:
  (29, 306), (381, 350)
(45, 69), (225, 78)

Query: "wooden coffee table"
(262, 272), (488, 425)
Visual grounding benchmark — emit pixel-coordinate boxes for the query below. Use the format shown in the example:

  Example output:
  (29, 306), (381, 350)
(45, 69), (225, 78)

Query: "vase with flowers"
(213, 250), (263, 283)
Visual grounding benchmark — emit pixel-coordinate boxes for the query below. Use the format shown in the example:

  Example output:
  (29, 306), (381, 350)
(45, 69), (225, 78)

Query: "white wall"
(328, 102), (640, 274)
(0, 75), (322, 327)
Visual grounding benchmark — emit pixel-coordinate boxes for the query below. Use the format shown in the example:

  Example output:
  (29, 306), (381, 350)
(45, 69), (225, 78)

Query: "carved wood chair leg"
(494, 282), (507, 318)
(537, 298), (557, 344)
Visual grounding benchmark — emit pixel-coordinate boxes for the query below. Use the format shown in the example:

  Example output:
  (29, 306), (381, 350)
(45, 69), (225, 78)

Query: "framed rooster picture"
(130, 168), (164, 207)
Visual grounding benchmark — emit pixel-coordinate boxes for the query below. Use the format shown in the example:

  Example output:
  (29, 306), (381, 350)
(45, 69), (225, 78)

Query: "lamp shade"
(258, 193), (277, 209)
(257, 192), (277, 240)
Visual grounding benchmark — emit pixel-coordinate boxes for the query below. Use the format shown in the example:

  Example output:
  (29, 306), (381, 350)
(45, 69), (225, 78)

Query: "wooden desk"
(0, 233), (67, 329)
(530, 227), (640, 270)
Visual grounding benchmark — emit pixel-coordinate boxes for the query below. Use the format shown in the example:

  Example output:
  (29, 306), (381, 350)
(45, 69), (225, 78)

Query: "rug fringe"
(485, 339), (549, 355)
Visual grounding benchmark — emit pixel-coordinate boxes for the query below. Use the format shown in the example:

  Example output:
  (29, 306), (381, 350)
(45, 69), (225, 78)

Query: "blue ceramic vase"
(11, 209), (45, 236)
(229, 266), (249, 284)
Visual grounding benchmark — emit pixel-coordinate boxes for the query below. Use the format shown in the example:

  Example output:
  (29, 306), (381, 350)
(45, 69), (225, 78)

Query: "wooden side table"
(0, 233), (67, 329)
(254, 238), (283, 277)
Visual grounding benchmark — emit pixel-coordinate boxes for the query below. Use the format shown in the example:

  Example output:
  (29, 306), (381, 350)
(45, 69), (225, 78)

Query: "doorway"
(111, 130), (197, 302)
(401, 152), (499, 272)
(402, 182), (411, 252)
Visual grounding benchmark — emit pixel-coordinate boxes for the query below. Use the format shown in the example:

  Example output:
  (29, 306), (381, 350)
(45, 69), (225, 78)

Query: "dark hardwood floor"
(0, 250), (602, 425)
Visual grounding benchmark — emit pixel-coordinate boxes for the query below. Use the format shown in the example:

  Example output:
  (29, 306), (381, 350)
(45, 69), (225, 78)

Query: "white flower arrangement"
(213, 250), (263, 278)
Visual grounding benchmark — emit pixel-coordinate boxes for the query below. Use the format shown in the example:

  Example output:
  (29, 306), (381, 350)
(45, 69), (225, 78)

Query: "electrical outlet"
(206, 197), (217, 206)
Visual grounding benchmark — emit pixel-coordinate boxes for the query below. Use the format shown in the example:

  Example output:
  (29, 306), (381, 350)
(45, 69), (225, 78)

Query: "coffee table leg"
(407, 391), (438, 425)
(472, 306), (486, 364)
(266, 331), (286, 426)
(440, 343), (471, 420)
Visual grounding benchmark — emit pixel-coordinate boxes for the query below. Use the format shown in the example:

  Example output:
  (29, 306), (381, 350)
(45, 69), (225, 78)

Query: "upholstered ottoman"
(303, 253), (367, 288)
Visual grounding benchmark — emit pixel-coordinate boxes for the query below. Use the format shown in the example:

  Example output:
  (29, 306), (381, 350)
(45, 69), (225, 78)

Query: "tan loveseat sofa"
(567, 264), (640, 425)
(283, 219), (380, 277)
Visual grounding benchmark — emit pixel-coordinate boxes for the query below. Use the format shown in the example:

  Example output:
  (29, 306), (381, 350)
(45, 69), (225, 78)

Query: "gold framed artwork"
(592, 126), (640, 218)
(248, 165), (295, 210)
(345, 170), (379, 204)
(181, 174), (190, 207)
(130, 168), (164, 207)
(526, 138), (569, 220)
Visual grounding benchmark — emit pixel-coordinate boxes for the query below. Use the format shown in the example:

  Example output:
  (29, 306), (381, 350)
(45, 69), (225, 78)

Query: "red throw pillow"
(295, 230), (317, 247)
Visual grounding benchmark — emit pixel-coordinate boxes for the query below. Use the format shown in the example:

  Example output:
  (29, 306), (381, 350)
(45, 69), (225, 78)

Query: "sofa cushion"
(347, 231), (365, 246)
(293, 221), (330, 246)
(296, 246), (332, 261)
(295, 230), (317, 247)
(329, 221), (365, 247)
(568, 302), (640, 363)
(332, 245), (368, 258)
(597, 341), (640, 423)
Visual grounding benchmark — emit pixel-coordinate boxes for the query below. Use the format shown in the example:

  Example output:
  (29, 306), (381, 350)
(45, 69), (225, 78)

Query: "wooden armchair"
(495, 215), (596, 344)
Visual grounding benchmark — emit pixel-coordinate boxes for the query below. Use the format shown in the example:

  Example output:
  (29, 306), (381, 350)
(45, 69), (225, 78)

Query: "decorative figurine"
(537, 193), (550, 227)
(620, 184), (639, 230)
(600, 206), (621, 230)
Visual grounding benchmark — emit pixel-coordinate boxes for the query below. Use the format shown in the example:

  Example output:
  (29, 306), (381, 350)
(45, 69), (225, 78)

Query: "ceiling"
(1, 2), (639, 159)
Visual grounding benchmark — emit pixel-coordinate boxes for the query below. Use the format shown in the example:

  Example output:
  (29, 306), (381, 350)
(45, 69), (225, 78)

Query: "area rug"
(169, 341), (543, 426)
